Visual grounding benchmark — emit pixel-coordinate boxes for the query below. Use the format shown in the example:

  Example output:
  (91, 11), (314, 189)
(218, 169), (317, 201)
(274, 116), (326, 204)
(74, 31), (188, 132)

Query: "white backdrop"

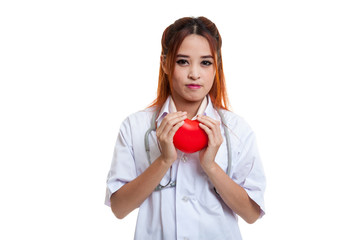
(1, 0), (359, 239)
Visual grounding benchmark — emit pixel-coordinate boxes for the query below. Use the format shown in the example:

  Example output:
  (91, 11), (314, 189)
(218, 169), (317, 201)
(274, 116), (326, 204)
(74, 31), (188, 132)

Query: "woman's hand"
(197, 115), (223, 173)
(156, 111), (187, 165)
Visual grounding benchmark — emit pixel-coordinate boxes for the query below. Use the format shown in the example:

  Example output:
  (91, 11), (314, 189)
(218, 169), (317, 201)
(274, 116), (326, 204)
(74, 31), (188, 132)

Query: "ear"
(160, 55), (169, 75)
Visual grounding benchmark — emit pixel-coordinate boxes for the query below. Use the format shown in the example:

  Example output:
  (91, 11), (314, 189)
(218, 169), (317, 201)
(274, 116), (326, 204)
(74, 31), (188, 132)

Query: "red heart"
(173, 118), (208, 153)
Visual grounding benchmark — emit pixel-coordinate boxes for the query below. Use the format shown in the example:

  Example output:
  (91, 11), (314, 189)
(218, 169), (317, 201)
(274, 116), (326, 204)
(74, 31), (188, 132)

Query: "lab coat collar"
(156, 97), (171, 124)
(203, 98), (221, 122)
(156, 95), (220, 127)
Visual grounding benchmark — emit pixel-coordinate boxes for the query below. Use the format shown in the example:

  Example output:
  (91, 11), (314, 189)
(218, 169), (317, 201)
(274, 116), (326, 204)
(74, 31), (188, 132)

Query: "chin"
(173, 89), (207, 103)
(184, 94), (205, 103)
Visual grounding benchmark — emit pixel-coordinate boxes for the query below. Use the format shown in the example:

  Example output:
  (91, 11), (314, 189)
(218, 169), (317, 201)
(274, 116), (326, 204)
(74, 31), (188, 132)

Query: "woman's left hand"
(197, 115), (223, 173)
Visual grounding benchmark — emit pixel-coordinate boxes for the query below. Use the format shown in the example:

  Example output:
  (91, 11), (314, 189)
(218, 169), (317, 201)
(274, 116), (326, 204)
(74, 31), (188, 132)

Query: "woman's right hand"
(156, 111), (187, 165)
(110, 111), (187, 219)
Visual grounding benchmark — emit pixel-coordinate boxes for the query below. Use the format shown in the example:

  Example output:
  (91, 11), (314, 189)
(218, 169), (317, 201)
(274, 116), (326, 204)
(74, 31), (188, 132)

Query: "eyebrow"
(176, 54), (213, 59)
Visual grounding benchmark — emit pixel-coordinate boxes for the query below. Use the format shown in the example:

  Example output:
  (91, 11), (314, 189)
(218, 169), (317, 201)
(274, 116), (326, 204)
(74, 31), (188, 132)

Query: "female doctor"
(105, 16), (266, 240)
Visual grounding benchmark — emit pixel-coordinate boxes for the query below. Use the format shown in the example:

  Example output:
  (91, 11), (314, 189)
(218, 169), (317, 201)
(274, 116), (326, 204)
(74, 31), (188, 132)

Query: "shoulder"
(218, 109), (253, 133)
(119, 107), (157, 133)
(127, 107), (156, 123)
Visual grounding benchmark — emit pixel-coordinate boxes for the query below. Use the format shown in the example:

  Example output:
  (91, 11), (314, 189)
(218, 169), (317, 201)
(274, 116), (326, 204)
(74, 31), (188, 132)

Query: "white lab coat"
(105, 96), (266, 240)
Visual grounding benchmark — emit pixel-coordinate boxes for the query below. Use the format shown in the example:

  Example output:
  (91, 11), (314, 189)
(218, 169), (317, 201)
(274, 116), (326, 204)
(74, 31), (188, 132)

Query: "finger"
(168, 120), (185, 139)
(199, 122), (223, 147)
(199, 122), (215, 143)
(198, 116), (222, 136)
(197, 115), (219, 131)
(157, 112), (187, 137)
(157, 112), (187, 139)
(161, 114), (187, 139)
(197, 115), (220, 125)
(198, 118), (223, 145)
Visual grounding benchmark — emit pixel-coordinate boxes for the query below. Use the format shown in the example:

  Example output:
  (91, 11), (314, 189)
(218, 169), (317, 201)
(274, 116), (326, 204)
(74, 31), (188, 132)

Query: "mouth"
(186, 84), (202, 89)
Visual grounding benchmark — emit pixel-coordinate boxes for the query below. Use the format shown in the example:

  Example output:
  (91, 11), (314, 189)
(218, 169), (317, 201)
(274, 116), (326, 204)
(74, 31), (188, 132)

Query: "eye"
(176, 59), (189, 65)
(201, 60), (213, 66)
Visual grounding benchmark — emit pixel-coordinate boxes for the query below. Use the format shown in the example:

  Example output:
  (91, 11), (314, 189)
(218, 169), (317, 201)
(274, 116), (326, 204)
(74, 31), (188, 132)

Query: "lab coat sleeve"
(232, 132), (266, 218)
(105, 118), (137, 207)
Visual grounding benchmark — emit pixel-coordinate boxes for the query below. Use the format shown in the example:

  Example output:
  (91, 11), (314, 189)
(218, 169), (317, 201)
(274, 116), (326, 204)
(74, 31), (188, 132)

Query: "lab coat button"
(182, 196), (189, 202)
(181, 155), (188, 162)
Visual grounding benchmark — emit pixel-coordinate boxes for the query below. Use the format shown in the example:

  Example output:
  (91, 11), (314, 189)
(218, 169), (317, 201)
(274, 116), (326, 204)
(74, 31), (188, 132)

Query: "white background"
(1, 0), (359, 239)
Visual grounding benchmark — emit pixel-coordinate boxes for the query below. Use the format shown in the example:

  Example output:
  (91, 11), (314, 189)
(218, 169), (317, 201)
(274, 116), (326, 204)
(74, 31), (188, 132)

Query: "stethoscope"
(144, 109), (232, 191)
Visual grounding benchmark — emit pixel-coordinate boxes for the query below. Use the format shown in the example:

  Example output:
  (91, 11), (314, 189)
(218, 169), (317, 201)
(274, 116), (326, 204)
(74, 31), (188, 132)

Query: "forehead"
(177, 34), (212, 56)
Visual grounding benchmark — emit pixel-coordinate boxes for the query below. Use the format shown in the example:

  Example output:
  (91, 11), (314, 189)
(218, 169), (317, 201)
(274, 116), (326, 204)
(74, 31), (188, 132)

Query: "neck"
(172, 96), (203, 119)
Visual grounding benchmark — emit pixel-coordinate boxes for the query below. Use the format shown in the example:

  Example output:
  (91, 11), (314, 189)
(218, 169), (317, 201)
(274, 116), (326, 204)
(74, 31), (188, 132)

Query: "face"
(168, 34), (216, 106)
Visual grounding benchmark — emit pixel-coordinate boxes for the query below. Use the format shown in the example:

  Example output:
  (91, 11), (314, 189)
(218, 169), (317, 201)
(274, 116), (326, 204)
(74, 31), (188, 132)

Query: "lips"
(186, 84), (201, 89)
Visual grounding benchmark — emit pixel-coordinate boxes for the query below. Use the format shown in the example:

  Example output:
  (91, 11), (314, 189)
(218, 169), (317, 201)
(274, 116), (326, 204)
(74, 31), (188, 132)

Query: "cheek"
(204, 69), (216, 87)
(172, 68), (186, 82)
(171, 72), (185, 91)
(204, 65), (216, 78)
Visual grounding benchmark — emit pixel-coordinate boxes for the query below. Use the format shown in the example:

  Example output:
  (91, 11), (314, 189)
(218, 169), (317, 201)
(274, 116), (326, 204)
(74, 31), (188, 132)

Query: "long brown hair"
(150, 16), (229, 110)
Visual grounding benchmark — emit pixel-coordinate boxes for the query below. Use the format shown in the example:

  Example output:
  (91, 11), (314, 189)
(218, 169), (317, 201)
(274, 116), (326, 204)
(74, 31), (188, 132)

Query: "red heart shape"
(173, 118), (208, 153)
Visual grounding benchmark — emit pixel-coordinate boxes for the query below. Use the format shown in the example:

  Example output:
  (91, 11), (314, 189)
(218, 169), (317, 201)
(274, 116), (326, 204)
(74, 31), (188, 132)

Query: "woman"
(105, 16), (266, 240)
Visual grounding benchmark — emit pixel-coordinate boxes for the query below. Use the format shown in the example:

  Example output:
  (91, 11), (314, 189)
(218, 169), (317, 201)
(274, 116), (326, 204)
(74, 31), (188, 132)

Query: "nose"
(188, 66), (200, 80)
